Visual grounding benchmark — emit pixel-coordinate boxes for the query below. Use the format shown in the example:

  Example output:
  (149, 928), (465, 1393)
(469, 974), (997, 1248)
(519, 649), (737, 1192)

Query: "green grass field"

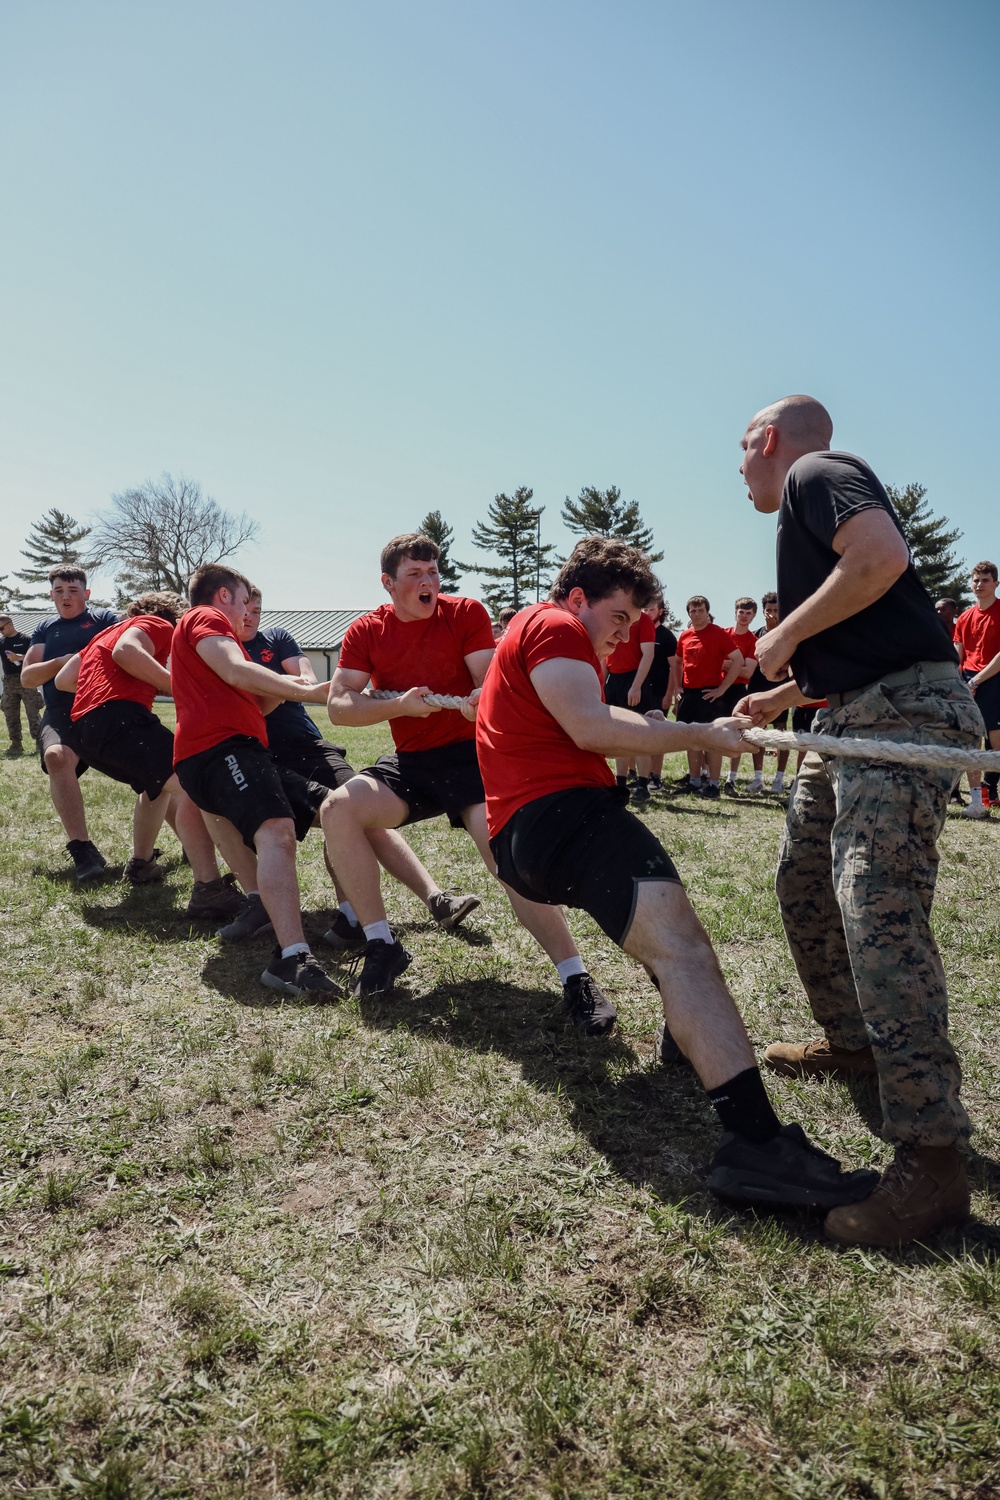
(2, 708), (1000, 1498)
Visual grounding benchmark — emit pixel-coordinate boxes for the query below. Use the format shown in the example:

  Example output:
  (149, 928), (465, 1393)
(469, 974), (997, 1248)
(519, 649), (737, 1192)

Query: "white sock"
(363, 920), (393, 945)
(726, 774), (737, 785)
(709, 779), (719, 788)
(750, 771), (763, 783)
(339, 901), (359, 927)
(690, 775), (702, 787)
(557, 957), (586, 983)
(247, 889), (260, 898)
(771, 773), (784, 789)
(281, 942), (310, 959)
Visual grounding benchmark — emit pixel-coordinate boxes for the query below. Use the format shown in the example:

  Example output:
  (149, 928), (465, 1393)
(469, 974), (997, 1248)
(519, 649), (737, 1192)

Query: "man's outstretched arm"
(327, 666), (443, 726)
(530, 658), (746, 758)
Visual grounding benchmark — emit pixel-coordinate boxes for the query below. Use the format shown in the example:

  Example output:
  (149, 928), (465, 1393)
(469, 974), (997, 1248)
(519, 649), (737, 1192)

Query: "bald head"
(747, 394), (833, 450)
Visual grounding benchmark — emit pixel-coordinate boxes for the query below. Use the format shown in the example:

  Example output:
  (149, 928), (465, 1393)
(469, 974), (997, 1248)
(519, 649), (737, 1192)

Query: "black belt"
(824, 660), (960, 711)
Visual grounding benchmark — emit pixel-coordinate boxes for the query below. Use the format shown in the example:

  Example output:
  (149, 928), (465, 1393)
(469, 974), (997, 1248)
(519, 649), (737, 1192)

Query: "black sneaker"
(653, 1021), (689, 1066)
(217, 893), (273, 942)
(352, 938), (412, 997)
(322, 908), (366, 951)
(631, 781), (650, 804)
(67, 839), (108, 882)
(700, 782), (721, 800)
(260, 946), (340, 999)
(123, 850), (165, 885)
(707, 1123), (880, 1211)
(950, 787), (966, 806)
(648, 775), (664, 792)
(428, 890), (481, 931)
(562, 973), (617, 1036)
(722, 781), (740, 798)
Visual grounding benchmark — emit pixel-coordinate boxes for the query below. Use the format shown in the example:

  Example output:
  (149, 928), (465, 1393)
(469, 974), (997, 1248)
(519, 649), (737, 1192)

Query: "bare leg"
(462, 803), (579, 964)
(201, 812), (259, 894)
(367, 827), (439, 904)
(132, 788), (172, 861)
(170, 786), (223, 883)
(45, 744), (89, 843)
(636, 755), (652, 778)
(253, 818), (306, 949)
(704, 752), (723, 783)
(623, 880), (755, 1089)
(615, 757), (629, 778)
(319, 776), (409, 927)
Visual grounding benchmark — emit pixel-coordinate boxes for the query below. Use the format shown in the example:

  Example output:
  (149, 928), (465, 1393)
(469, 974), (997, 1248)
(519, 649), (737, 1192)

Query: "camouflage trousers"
(776, 664), (984, 1148)
(2, 676), (42, 746)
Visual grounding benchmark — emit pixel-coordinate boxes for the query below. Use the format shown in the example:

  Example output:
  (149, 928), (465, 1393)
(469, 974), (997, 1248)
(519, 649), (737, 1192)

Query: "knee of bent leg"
(44, 744), (75, 775)
(256, 817), (297, 857)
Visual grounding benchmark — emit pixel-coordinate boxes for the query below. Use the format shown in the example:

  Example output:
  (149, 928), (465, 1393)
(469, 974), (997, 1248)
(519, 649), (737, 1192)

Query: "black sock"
(986, 773), (999, 798)
(707, 1066), (781, 1143)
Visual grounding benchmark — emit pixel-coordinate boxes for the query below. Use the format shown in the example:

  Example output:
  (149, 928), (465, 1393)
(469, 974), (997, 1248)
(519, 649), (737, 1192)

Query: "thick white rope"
(364, 690), (1000, 770)
(741, 727), (1000, 771)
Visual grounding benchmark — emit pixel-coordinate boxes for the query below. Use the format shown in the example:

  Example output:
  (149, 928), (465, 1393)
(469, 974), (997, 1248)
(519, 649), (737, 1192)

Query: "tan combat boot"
(763, 1035), (878, 1078)
(824, 1145), (970, 1248)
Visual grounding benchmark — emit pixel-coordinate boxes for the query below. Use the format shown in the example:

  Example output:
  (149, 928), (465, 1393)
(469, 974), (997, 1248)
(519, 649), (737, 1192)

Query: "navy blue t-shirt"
(244, 627), (323, 753)
(776, 452), (956, 698)
(31, 608), (119, 724)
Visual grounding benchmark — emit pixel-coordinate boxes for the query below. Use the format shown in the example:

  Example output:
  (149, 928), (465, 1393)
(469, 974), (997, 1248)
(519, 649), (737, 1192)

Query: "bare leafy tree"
(91, 474), (260, 600)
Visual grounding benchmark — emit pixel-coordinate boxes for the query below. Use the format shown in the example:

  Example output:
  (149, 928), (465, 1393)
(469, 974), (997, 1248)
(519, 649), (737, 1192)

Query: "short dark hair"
(188, 564), (251, 608)
(498, 607), (517, 628)
(247, 584), (262, 603)
(550, 536), (658, 609)
(972, 561), (998, 582)
(127, 591), (186, 624)
(686, 594), (710, 613)
(380, 533), (441, 579)
(762, 591), (778, 608)
(735, 596), (757, 612)
(49, 566), (87, 586)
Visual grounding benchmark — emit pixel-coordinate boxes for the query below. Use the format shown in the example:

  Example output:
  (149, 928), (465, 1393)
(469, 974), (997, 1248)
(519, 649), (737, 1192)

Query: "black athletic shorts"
(675, 687), (721, 725)
(63, 701), (175, 799)
(792, 704), (817, 735)
(176, 735), (329, 851)
(963, 669), (1000, 734)
(718, 680), (754, 716)
(364, 738), (484, 829)
(273, 739), (355, 792)
(605, 670), (656, 714)
(38, 709), (88, 778)
(490, 785), (680, 946)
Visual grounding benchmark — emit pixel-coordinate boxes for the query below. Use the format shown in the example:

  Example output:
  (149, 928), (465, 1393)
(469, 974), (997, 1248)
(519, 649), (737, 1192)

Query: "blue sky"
(1, 0), (997, 618)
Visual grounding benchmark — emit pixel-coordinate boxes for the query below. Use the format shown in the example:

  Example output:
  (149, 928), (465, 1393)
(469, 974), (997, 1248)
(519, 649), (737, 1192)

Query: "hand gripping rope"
(365, 691), (1000, 770)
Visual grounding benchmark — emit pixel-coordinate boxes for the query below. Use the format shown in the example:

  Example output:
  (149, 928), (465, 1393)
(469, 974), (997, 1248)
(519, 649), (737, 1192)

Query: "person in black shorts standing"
(0, 614), (42, 754)
(322, 531), (616, 1026)
(674, 596), (743, 798)
(21, 567), (118, 880)
(53, 592), (244, 916)
(744, 592), (791, 794)
(236, 587), (480, 948)
(643, 593), (678, 791)
(604, 604), (656, 801)
(475, 535), (877, 1212)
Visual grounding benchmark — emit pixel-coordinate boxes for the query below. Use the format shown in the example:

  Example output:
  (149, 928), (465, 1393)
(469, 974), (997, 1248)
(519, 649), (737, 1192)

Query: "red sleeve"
(131, 615), (175, 663)
(186, 607), (238, 648)
(953, 611), (972, 650)
(638, 611), (656, 644)
(455, 597), (497, 654)
(338, 616), (375, 674)
(521, 612), (600, 675)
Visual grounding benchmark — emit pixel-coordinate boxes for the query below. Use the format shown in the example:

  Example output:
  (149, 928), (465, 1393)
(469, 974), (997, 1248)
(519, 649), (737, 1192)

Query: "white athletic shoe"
(962, 798), (988, 820)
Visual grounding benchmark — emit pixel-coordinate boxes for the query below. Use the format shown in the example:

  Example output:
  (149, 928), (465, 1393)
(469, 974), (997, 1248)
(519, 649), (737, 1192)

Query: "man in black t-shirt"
(736, 394), (982, 1250)
(21, 568), (119, 880)
(237, 590), (480, 949)
(0, 615), (42, 754)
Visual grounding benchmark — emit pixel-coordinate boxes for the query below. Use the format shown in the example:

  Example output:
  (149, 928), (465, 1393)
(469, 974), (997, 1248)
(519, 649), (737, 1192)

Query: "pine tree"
(461, 487), (556, 614)
(0, 575), (30, 611)
(886, 483), (971, 606)
(15, 508), (94, 592)
(560, 485), (663, 563)
(418, 510), (462, 592)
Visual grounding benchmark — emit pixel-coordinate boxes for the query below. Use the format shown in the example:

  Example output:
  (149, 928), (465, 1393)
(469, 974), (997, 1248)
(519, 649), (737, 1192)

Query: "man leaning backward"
(738, 394), (983, 1247)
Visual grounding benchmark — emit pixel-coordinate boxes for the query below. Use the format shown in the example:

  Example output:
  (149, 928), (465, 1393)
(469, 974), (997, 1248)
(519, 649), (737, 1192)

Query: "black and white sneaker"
(321, 908), (366, 952)
(217, 893), (274, 942)
(123, 849), (165, 885)
(67, 839), (108, 883)
(707, 1123), (880, 1211)
(260, 946), (340, 999)
(428, 890), (481, 931)
(352, 938), (412, 997)
(562, 973), (617, 1036)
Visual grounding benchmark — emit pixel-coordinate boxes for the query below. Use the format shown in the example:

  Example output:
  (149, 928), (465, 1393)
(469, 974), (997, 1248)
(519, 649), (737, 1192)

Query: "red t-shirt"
(730, 627), (758, 683)
(605, 610), (656, 675)
(676, 623), (739, 689)
(476, 601), (615, 839)
(338, 595), (495, 753)
(955, 599), (1000, 674)
(171, 607), (267, 763)
(71, 615), (174, 720)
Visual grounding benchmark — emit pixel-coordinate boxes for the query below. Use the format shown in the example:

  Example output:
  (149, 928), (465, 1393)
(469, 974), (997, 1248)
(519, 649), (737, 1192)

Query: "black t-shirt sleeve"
(789, 460), (886, 549)
(660, 628), (678, 656)
(267, 628), (305, 663)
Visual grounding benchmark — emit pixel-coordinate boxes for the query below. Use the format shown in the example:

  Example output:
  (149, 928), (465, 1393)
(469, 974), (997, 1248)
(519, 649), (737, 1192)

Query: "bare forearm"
(221, 659), (307, 699)
(113, 644), (171, 693)
(972, 651), (1000, 685)
(22, 656), (68, 689)
(327, 689), (398, 726)
(576, 706), (725, 757)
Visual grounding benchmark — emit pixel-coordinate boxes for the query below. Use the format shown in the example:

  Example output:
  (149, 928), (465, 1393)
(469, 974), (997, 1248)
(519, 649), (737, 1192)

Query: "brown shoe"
(824, 1145), (970, 1248)
(186, 872), (245, 920)
(124, 850), (165, 885)
(763, 1035), (878, 1078)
